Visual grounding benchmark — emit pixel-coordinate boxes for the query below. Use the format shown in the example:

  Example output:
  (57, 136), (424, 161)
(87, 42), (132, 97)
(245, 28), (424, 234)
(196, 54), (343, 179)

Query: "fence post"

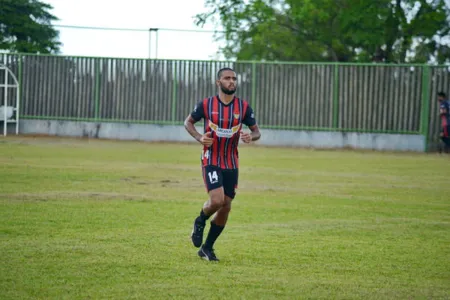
(94, 59), (100, 121)
(420, 65), (430, 152)
(171, 61), (177, 124)
(18, 54), (23, 117)
(251, 61), (256, 110)
(333, 64), (339, 129)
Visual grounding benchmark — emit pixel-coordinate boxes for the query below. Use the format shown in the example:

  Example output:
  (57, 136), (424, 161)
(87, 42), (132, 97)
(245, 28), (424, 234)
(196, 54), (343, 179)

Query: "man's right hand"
(199, 132), (214, 147)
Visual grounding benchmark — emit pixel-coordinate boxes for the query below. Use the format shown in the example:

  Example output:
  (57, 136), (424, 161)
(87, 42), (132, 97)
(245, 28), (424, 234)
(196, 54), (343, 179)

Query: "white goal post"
(0, 64), (20, 136)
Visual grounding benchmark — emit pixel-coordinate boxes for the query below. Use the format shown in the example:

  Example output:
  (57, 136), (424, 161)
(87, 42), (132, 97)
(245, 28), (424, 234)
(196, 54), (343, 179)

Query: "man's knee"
(214, 200), (232, 224)
(209, 189), (226, 210)
(221, 201), (231, 213)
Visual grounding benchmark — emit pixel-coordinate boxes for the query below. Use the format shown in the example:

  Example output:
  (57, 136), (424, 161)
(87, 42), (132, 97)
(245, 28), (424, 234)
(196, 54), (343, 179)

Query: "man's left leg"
(202, 196), (232, 251)
(197, 195), (230, 262)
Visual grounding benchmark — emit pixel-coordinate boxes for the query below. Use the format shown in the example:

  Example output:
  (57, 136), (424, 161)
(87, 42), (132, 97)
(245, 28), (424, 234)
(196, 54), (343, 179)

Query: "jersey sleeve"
(242, 103), (257, 127)
(190, 99), (205, 121)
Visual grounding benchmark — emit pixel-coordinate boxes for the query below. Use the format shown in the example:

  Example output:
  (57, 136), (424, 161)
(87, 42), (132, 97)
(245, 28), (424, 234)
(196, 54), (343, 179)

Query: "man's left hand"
(240, 131), (252, 143)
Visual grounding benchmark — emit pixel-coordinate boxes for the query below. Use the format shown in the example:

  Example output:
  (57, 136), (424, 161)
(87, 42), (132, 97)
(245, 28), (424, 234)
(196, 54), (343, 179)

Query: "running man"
(184, 67), (261, 261)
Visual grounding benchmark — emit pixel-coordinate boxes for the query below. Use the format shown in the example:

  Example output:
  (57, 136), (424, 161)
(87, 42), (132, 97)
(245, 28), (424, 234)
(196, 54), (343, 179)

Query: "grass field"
(0, 135), (449, 299)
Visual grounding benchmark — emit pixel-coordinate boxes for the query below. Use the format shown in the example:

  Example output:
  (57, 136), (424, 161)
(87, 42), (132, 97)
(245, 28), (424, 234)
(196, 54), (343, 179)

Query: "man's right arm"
(184, 100), (204, 141)
(184, 115), (203, 143)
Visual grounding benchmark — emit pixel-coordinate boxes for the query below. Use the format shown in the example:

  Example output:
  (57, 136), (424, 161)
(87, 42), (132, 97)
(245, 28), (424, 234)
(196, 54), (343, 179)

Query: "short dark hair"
(437, 92), (447, 98)
(217, 67), (235, 80)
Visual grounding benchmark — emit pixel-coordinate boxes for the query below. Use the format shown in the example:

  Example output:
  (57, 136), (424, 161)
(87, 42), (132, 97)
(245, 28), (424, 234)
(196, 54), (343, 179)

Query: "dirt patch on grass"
(1, 191), (150, 201)
(0, 191), (198, 202)
(2, 134), (200, 148)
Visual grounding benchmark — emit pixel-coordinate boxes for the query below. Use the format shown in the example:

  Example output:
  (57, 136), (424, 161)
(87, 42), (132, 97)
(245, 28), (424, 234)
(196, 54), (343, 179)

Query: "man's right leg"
(191, 166), (226, 248)
(198, 169), (238, 262)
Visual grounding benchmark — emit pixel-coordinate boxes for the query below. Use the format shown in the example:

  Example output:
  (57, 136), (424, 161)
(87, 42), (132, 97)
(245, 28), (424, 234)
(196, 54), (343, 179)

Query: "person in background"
(437, 92), (450, 153)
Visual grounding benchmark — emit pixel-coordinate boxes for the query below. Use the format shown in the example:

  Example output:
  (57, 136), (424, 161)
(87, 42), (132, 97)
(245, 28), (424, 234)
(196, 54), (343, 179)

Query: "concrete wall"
(4, 119), (426, 152)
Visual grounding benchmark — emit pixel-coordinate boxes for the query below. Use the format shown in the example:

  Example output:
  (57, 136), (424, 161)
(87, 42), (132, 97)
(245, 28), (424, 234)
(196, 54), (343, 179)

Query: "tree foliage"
(195, 0), (450, 63)
(0, 0), (61, 54)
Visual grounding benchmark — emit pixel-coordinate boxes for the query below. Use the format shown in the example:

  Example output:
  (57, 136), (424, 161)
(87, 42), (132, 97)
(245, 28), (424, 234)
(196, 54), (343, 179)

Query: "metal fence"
(1, 53), (449, 151)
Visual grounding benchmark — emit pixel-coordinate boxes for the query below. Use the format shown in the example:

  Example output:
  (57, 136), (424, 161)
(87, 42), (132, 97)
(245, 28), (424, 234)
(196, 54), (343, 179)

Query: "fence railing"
(1, 53), (449, 151)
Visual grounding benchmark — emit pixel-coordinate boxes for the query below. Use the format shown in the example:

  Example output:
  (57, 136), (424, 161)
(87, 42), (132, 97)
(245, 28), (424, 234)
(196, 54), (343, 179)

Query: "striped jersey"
(190, 95), (256, 169)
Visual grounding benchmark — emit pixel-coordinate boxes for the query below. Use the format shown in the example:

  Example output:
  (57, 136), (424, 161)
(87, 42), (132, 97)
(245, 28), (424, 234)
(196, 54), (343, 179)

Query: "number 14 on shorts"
(208, 170), (218, 184)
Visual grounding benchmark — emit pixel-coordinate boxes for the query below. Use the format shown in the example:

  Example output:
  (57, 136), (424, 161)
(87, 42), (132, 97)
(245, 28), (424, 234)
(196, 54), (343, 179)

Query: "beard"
(220, 84), (236, 95)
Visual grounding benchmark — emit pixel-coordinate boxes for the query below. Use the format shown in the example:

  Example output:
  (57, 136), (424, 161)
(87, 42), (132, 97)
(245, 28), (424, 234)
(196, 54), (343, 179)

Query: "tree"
(0, 0), (61, 54)
(195, 0), (450, 64)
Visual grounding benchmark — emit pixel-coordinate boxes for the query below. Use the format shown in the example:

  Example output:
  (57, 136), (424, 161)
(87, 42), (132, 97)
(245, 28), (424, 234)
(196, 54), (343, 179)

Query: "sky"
(45, 0), (450, 62)
(45, 0), (226, 60)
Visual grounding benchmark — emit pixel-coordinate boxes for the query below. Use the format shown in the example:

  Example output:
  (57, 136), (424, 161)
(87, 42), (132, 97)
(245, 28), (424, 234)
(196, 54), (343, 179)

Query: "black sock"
(204, 221), (225, 249)
(197, 209), (210, 224)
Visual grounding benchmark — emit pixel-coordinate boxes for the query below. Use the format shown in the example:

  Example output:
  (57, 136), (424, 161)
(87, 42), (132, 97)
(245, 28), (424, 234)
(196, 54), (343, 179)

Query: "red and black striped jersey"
(190, 95), (257, 169)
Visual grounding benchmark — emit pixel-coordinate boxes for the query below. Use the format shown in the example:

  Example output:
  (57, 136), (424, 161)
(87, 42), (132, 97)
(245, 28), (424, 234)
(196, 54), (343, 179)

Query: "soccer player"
(183, 67), (261, 261)
(437, 92), (450, 152)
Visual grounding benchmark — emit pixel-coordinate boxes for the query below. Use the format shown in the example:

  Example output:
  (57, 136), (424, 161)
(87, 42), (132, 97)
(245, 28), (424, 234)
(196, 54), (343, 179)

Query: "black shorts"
(202, 165), (239, 199)
(441, 137), (450, 147)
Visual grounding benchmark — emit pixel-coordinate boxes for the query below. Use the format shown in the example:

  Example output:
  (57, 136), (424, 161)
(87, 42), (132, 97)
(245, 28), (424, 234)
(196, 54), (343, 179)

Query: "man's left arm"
(240, 105), (261, 143)
(249, 124), (261, 140)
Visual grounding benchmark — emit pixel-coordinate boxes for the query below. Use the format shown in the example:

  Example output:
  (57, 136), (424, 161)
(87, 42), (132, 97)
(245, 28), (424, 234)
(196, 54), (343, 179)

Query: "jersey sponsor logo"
(233, 113), (239, 119)
(209, 120), (240, 138)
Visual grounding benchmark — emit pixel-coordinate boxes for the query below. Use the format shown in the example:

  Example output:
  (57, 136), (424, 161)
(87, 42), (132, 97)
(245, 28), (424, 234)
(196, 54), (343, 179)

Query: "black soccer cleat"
(191, 218), (205, 248)
(198, 246), (219, 261)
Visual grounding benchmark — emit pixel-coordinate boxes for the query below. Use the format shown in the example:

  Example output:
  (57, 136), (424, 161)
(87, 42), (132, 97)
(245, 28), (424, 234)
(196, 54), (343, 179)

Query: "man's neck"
(218, 92), (234, 104)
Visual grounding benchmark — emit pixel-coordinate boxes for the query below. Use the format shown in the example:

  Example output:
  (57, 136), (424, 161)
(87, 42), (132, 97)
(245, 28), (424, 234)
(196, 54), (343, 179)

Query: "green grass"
(0, 136), (449, 300)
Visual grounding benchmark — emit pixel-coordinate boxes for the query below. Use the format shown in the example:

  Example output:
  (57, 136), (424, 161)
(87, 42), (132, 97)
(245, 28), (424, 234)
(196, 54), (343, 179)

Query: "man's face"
(438, 96), (444, 102)
(217, 70), (237, 95)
